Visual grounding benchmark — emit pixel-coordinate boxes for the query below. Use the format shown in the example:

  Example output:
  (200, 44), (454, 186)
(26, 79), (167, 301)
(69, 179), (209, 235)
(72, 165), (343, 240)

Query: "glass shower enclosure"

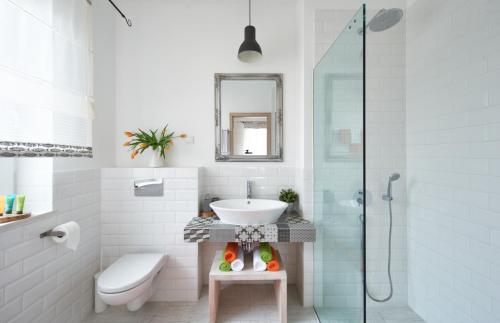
(313, 5), (366, 323)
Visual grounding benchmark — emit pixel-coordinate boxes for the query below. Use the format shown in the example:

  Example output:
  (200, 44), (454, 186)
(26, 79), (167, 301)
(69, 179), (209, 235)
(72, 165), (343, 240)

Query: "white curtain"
(0, 0), (94, 149)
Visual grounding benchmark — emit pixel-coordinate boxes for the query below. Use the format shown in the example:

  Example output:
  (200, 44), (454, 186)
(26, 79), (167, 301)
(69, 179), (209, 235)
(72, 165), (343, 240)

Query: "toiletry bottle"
(16, 195), (25, 214)
(5, 194), (15, 215)
(0, 195), (5, 216)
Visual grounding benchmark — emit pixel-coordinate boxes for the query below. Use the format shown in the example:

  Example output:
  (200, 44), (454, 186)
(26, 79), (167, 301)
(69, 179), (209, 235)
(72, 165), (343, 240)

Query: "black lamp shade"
(238, 25), (262, 62)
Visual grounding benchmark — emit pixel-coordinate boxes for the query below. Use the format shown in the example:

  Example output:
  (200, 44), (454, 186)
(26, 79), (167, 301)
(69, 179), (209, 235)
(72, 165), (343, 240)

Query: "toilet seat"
(98, 253), (165, 294)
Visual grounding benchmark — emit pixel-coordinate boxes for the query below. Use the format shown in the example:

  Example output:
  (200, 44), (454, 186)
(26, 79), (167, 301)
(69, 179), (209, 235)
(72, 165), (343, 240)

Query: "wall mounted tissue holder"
(40, 230), (65, 239)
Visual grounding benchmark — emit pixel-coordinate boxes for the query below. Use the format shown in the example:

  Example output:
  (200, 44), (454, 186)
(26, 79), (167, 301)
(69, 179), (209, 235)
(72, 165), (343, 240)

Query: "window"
(0, 0), (94, 157)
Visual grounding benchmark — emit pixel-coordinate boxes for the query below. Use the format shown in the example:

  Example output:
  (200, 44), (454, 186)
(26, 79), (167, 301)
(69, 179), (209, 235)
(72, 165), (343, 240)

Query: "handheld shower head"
(383, 173), (400, 201)
(389, 173), (400, 182)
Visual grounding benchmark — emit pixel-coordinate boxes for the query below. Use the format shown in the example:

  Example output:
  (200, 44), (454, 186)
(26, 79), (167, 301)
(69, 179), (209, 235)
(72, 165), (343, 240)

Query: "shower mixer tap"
(356, 190), (364, 206)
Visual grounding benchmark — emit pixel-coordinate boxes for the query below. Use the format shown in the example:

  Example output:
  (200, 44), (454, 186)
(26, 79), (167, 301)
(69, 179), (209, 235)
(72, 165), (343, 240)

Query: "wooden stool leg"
(209, 279), (220, 323)
(274, 279), (287, 323)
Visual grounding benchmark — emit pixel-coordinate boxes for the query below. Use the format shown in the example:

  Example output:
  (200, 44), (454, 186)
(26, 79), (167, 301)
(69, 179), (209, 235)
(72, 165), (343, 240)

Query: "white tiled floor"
(84, 285), (318, 323)
(315, 306), (425, 323)
(83, 285), (424, 323)
(370, 307), (425, 323)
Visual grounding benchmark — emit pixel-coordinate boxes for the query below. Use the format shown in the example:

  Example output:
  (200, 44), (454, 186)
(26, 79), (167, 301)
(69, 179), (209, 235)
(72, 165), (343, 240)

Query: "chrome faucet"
(246, 180), (252, 199)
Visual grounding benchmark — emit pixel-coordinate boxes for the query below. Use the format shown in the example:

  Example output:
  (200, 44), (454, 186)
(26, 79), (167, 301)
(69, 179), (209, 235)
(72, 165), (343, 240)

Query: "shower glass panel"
(313, 5), (365, 323)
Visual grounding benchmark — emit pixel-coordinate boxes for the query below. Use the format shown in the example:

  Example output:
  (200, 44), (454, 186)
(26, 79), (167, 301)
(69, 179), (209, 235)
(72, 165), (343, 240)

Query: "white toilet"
(95, 253), (166, 313)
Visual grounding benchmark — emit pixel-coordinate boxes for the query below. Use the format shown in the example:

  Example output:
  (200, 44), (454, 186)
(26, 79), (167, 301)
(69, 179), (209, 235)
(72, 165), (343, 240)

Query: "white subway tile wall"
(200, 166), (296, 200)
(100, 168), (201, 302)
(295, 168), (314, 307)
(300, 242), (314, 307)
(200, 166), (301, 291)
(407, 0), (500, 322)
(314, 8), (407, 309)
(0, 169), (100, 323)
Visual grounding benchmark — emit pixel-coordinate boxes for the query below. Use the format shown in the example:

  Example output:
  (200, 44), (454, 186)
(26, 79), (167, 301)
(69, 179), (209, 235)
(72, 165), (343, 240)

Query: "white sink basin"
(210, 199), (288, 225)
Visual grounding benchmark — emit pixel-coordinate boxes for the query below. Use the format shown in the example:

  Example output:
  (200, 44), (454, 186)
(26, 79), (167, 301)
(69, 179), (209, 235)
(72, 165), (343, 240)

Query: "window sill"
(0, 210), (55, 234)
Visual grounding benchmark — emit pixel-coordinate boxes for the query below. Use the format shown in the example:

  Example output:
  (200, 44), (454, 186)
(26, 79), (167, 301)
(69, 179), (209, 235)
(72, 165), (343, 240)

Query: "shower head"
(367, 8), (403, 32)
(389, 173), (400, 182)
(383, 173), (400, 201)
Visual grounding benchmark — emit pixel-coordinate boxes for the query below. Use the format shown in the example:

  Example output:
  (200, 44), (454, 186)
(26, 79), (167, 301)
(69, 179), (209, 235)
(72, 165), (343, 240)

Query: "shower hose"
(365, 196), (393, 303)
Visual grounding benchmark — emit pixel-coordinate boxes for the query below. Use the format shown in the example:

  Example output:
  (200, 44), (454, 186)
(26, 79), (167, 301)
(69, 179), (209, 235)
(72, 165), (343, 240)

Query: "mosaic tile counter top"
(184, 213), (316, 243)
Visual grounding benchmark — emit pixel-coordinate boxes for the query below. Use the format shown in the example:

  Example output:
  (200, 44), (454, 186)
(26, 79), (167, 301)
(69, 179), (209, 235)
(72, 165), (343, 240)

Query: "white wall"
(0, 169), (100, 323)
(364, 9), (407, 309)
(53, 0), (116, 172)
(91, 0), (117, 169)
(406, 0), (500, 322)
(113, 0), (299, 168)
(16, 159), (53, 215)
(100, 168), (201, 301)
(200, 165), (296, 200)
(0, 2), (116, 323)
(0, 160), (15, 195)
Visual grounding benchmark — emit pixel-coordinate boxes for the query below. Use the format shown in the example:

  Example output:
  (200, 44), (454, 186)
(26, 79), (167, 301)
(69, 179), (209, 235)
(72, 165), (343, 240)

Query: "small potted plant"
(279, 188), (298, 214)
(123, 125), (187, 167)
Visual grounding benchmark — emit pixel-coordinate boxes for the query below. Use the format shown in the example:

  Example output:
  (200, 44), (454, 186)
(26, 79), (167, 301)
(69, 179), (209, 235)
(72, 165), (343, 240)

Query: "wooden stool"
(209, 250), (287, 323)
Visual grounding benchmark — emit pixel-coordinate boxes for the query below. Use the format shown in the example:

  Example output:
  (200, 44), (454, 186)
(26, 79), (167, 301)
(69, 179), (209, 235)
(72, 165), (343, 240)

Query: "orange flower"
(164, 145), (172, 153)
(124, 131), (135, 137)
(131, 150), (139, 159)
(179, 133), (188, 139)
(140, 143), (148, 149)
(123, 141), (131, 147)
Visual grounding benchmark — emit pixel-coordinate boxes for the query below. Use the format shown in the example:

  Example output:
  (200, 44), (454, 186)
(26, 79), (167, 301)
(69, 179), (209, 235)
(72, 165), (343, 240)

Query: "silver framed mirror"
(215, 73), (283, 162)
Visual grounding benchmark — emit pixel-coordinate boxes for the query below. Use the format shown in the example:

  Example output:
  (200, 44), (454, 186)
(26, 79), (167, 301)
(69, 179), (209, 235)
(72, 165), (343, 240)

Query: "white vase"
(149, 150), (165, 168)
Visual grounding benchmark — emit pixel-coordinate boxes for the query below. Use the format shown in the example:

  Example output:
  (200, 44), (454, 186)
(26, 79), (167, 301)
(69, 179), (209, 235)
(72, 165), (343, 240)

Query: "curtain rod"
(107, 0), (132, 27)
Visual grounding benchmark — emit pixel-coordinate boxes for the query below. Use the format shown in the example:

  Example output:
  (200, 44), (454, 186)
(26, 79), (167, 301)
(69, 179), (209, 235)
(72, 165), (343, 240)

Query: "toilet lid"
(98, 253), (165, 294)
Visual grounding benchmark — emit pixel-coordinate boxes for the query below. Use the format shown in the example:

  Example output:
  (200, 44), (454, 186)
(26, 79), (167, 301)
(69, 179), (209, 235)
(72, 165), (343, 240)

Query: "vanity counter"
(183, 213), (315, 243)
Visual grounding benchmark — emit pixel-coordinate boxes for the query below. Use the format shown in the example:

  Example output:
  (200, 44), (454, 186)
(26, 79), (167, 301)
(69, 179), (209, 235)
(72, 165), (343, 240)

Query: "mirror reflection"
(230, 113), (271, 155)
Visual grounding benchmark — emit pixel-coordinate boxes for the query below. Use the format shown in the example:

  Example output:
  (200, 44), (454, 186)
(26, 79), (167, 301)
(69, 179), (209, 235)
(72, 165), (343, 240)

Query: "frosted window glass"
(0, 0), (93, 148)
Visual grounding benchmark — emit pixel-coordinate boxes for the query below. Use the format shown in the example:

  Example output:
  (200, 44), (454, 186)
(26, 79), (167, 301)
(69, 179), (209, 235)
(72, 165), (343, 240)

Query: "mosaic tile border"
(0, 141), (92, 158)
(183, 213), (316, 243)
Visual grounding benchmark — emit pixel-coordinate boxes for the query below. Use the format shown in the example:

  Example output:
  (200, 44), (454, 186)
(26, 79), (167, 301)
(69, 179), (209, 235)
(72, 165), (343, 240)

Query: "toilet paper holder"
(40, 230), (66, 239)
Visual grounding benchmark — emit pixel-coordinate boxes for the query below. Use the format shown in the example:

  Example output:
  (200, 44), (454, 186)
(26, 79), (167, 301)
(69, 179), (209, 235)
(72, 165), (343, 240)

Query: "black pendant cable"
(237, 0), (262, 62)
(108, 0), (132, 27)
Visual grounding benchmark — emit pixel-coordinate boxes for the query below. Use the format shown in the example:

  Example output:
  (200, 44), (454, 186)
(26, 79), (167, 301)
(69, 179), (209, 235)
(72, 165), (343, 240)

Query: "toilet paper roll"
(231, 247), (244, 272)
(52, 221), (80, 251)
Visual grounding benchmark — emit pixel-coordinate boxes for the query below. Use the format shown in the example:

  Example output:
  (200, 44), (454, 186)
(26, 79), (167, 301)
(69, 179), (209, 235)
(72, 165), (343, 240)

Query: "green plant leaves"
(279, 188), (298, 203)
(124, 124), (181, 159)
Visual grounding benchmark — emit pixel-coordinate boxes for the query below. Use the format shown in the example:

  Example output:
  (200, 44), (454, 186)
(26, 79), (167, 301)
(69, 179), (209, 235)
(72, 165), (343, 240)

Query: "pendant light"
(238, 0), (262, 62)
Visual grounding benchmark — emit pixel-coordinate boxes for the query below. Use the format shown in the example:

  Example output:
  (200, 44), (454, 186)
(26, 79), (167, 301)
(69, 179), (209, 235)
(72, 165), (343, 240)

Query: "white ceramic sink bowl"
(210, 199), (288, 225)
